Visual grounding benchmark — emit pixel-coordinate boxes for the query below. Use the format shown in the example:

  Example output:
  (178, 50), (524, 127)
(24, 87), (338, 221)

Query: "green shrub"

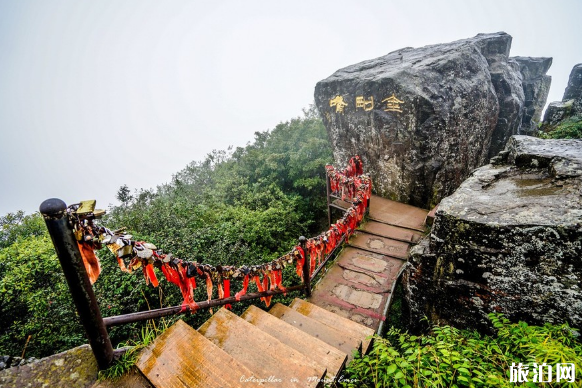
(341, 314), (582, 387)
(0, 106), (332, 358)
(540, 116), (582, 139)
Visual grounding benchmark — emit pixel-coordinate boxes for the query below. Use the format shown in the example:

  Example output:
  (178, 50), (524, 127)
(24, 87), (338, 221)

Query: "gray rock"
(403, 135), (582, 333)
(542, 63), (582, 127)
(315, 32), (549, 209)
(563, 63), (582, 102)
(487, 57), (524, 159)
(512, 57), (552, 135)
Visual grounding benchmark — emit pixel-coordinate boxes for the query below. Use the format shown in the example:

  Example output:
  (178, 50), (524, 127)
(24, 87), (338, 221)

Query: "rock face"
(513, 57), (553, 135)
(403, 135), (582, 332)
(543, 63), (582, 126)
(315, 33), (552, 209)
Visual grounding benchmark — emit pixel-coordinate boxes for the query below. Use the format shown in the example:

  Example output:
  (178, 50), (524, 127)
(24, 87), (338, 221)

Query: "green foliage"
(0, 106), (332, 358)
(341, 314), (582, 388)
(0, 233), (84, 357)
(98, 319), (166, 381)
(540, 116), (582, 139)
(0, 211), (45, 249)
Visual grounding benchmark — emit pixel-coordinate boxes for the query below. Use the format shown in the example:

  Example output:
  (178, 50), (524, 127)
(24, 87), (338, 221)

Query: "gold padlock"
(107, 242), (122, 254)
(76, 200), (96, 215)
(74, 229), (83, 241)
(118, 245), (134, 258)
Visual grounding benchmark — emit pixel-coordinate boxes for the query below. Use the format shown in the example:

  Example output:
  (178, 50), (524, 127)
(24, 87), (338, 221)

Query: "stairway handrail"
(39, 156), (371, 369)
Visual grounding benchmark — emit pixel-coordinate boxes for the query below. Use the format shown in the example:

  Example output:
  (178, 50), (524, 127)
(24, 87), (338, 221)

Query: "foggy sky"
(1, 0), (581, 215)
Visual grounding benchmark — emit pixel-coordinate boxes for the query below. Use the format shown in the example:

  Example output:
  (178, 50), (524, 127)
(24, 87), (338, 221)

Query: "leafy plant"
(341, 314), (582, 387)
(0, 106), (333, 358)
(98, 319), (166, 381)
(540, 116), (582, 139)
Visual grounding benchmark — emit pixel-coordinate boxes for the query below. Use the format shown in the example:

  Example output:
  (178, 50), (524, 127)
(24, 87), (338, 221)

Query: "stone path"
(309, 195), (428, 331)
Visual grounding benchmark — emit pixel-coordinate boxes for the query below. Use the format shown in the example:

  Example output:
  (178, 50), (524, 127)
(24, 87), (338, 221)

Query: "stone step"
(268, 303), (362, 361)
(348, 231), (410, 259)
(136, 319), (258, 388)
(368, 195), (428, 231)
(241, 305), (347, 380)
(198, 308), (326, 388)
(359, 221), (423, 243)
(289, 298), (375, 354)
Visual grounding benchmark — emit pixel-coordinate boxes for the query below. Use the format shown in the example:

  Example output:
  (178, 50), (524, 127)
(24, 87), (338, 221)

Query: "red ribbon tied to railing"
(68, 156), (372, 311)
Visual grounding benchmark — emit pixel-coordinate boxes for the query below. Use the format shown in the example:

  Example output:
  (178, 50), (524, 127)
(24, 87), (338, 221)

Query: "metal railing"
(39, 160), (370, 369)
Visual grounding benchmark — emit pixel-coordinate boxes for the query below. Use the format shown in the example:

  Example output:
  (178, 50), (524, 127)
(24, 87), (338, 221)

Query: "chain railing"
(39, 156), (371, 369)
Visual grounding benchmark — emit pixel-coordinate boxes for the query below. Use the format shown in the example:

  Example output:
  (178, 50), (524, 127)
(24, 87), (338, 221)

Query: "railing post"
(39, 198), (113, 370)
(326, 174), (332, 228)
(299, 236), (311, 297)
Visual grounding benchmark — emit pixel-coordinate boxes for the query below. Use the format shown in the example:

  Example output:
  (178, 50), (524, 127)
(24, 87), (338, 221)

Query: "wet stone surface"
(403, 135), (582, 333)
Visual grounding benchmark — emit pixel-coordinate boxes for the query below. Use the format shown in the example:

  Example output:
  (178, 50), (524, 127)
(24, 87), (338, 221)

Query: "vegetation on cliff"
(540, 115), (582, 139)
(0, 107), (332, 358)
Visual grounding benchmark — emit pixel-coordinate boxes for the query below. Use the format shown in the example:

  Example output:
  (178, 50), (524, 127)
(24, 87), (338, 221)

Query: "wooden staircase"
(136, 298), (374, 388)
(134, 196), (429, 388)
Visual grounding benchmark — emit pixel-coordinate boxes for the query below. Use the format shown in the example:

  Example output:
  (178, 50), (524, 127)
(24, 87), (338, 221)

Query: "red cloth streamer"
(143, 263), (159, 287)
(262, 274), (272, 307)
(235, 275), (249, 301)
(253, 275), (266, 304)
(223, 279), (232, 309)
(116, 257), (130, 273)
(77, 241), (101, 284)
(274, 270), (286, 295)
(295, 246), (305, 279)
(161, 263), (197, 312)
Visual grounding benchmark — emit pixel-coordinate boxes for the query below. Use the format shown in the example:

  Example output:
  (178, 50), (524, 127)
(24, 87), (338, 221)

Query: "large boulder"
(402, 135), (582, 332)
(512, 57), (552, 135)
(315, 33), (552, 209)
(543, 63), (582, 126)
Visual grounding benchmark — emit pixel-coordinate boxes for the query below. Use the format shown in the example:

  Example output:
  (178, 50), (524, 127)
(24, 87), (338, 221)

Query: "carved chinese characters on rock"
(329, 96), (348, 113)
(382, 94), (404, 113)
(355, 96), (374, 111)
(329, 94), (403, 114)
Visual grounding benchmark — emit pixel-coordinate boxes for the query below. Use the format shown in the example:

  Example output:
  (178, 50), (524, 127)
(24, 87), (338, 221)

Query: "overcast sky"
(1, 0), (580, 215)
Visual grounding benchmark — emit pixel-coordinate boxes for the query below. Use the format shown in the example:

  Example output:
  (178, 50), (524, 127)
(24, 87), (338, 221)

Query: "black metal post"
(299, 236), (311, 297)
(326, 174), (332, 227)
(39, 198), (113, 370)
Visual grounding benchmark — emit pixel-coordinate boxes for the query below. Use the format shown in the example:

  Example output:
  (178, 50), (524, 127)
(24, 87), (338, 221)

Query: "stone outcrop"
(403, 135), (582, 332)
(0, 345), (152, 388)
(543, 63), (582, 126)
(513, 57), (552, 135)
(315, 32), (552, 209)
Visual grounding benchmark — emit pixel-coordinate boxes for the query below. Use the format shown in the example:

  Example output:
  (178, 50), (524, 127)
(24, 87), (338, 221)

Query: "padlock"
(107, 242), (122, 254)
(118, 245), (134, 258)
(76, 200), (96, 215)
(130, 258), (142, 270)
(136, 248), (153, 260)
(143, 242), (157, 250)
(74, 229), (83, 241)
(186, 263), (197, 278)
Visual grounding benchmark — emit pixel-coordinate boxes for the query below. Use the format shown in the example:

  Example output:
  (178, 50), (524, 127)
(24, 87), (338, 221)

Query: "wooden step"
(290, 298), (375, 354)
(268, 303), (362, 361)
(136, 320), (259, 388)
(198, 308), (326, 387)
(241, 305), (347, 380)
